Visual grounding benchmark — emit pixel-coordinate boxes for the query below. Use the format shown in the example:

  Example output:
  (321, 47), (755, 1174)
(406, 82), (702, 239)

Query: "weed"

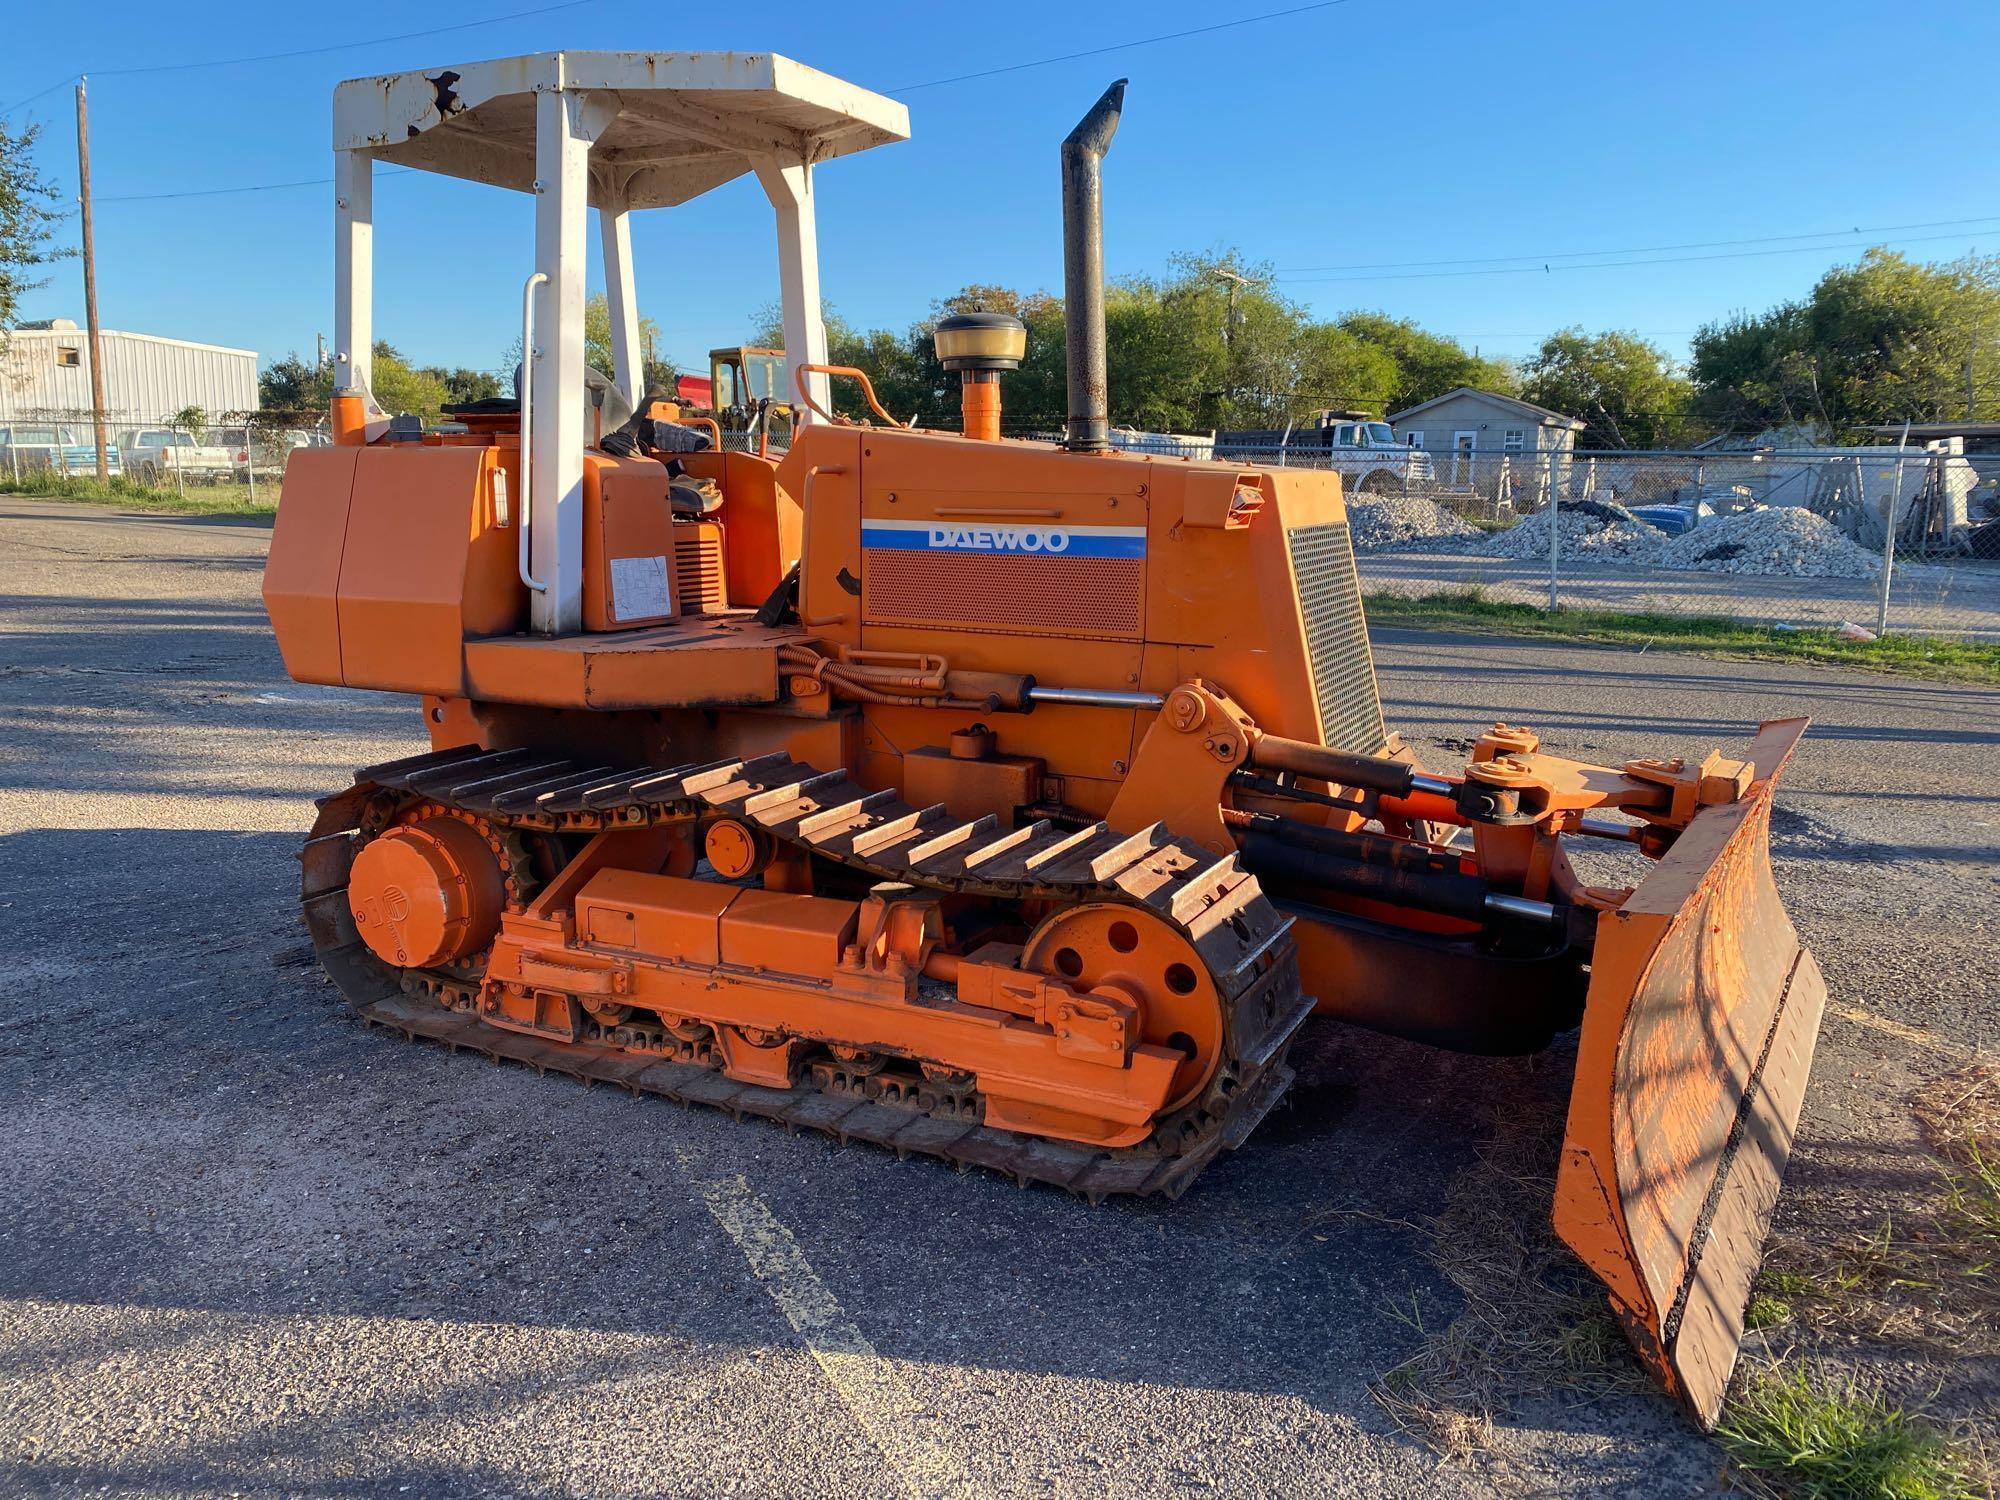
(1761, 1065), (1998, 1360)
(1349, 1069), (1652, 1460)
(1717, 1364), (1979, 1500)
(1745, 1291), (1794, 1331)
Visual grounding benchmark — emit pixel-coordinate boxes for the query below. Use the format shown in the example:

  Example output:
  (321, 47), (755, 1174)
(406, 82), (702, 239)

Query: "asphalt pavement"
(1, 497), (1994, 1498)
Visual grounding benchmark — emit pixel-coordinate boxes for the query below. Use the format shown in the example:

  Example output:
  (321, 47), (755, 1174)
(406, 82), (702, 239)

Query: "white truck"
(1217, 411), (1434, 495)
(1300, 412), (1434, 496)
(121, 427), (238, 484)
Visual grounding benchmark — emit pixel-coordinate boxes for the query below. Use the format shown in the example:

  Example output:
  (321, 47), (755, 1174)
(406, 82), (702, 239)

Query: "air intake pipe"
(1061, 80), (1126, 452)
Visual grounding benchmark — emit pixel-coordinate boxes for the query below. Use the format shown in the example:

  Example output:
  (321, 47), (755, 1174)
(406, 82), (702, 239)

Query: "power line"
(1, 0), (596, 115)
(100, 168), (419, 204)
(888, 0), (1355, 92)
(1274, 214), (2000, 276)
(91, 0), (1356, 206)
(0, 75), (81, 119)
(1278, 228), (1996, 285)
(96, 0), (597, 76)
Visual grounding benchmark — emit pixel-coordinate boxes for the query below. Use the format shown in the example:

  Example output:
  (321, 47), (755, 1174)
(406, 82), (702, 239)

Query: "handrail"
(791, 363), (907, 429)
(518, 270), (550, 593)
(676, 416), (723, 452)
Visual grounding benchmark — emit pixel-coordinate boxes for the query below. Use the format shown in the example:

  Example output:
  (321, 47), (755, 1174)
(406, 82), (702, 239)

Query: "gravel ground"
(1, 497), (1995, 1497)
(1346, 496), (1478, 553)
(1654, 506), (1882, 579)
(1471, 505), (1666, 563)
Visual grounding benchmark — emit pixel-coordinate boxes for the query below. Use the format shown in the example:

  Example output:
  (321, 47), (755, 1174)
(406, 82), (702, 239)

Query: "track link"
(300, 744), (1316, 1200)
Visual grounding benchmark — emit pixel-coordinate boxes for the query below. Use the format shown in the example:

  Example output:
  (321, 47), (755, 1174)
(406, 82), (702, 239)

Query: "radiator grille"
(674, 524), (727, 615)
(1286, 521), (1387, 752)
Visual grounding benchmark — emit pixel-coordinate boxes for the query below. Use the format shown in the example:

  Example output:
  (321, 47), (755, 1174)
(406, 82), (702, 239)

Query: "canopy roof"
(332, 51), (909, 209)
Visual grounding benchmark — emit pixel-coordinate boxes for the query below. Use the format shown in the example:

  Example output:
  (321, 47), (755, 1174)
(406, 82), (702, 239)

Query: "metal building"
(0, 320), (258, 424)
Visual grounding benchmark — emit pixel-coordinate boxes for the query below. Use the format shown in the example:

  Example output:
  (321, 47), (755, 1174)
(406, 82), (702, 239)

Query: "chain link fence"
(8, 406), (1998, 640)
(1220, 442), (2000, 641)
(0, 407), (330, 507)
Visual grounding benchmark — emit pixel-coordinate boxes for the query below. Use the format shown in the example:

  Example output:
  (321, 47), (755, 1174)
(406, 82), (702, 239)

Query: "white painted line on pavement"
(692, 1167), (975, 1500)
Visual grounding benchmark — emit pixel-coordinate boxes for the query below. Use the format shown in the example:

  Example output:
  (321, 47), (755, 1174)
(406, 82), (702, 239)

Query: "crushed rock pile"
(1656, 506), (1881, 579)
(1473, 500), (1666, 562)
(1346, 494), (1480, 552)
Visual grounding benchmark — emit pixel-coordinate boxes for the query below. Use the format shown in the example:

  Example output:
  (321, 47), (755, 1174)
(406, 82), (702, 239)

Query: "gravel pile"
(1656, 506), (1882, 579)
(1347, 494), (1479, 552)
(1473, 500), (1666, 562)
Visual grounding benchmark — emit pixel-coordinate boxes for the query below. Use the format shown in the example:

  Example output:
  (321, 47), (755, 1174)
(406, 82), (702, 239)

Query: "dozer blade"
(1553, 717), (1826, 1427)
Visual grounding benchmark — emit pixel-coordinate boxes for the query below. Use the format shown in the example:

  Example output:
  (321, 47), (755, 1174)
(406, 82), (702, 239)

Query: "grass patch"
(1745, 1290), (1796, 1331)
(1365, 587), (2000, 684)
(1336, 1063), (1653, 1461)
(1, 470), (275, 517)
(1759, 1063), (1998, 1359)
(1717, 1365), (1981, 1500)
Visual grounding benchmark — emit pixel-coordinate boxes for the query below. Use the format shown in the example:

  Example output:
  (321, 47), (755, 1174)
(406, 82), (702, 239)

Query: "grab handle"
(792, 363), (907, 428)
(518, 271), (550, 593)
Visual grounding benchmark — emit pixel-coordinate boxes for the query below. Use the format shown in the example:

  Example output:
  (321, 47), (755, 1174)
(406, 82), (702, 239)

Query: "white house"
(0, 320), (258, 424)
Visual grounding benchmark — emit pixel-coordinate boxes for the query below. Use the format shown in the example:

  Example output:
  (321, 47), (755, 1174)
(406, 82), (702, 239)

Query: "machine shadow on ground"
(0, 822), (1734, 1478)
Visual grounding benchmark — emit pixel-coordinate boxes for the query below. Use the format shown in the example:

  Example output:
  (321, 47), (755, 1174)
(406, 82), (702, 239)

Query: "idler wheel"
(1021, 904), (1225, 1113)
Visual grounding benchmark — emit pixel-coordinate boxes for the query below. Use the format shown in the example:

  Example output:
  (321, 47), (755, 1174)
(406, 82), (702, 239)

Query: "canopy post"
(753, 155), (829, 425)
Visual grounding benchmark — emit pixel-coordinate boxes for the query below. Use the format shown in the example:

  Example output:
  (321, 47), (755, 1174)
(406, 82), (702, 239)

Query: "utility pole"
(1209, 265), (1255, 346)
(74, 78), (111, 482)
(1967, 318), (1978, 422)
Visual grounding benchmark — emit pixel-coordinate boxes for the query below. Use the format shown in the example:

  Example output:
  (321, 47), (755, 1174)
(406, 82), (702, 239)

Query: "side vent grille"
(1285, 521), (1387, 753)
(674, 523), (727, 615)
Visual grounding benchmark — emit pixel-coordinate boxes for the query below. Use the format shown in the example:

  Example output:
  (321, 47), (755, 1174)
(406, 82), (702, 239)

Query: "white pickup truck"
(121, 428), (238, 484)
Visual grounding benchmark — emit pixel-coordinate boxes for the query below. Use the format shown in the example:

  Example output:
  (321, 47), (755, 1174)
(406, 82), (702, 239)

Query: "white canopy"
(328, 51), (908, 636)
(333, 51), (908, 209)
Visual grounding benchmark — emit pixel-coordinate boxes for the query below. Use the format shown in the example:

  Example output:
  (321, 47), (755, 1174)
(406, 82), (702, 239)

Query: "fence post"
(244, 424), (257, 507)
(1547, 449), (1560, 613)
(173, 428), (185, 500)
(1876, 425), (1910, 636)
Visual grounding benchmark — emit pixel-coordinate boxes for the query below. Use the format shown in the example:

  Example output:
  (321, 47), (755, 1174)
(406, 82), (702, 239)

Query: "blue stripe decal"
(861, 523), (1146, 560)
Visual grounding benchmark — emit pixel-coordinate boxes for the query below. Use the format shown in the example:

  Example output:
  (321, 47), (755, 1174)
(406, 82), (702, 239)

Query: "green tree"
(366, 342), (450, 421)
(259, 352), (332, 412)
(584, 293), (676, 393)
(419, 366), (501, 405)
(258, 344), (448, 420)
(0, 120), (68, 338)
(744, 250), (1519, 437)
(1691, 249), (2000, 435)
(1338, 312), (1518, 413)
(1522, 327), (1691, 448)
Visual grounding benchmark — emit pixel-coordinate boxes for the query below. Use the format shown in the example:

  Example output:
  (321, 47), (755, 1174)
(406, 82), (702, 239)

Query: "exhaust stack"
(1061, 80), (1126, 452)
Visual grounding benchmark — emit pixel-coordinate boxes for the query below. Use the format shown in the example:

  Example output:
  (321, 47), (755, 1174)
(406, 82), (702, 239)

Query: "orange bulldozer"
(263, 55), (1825, 1425)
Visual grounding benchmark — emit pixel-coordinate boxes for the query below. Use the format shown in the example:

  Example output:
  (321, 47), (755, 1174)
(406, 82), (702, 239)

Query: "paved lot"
(1, 497), (1995, 1497)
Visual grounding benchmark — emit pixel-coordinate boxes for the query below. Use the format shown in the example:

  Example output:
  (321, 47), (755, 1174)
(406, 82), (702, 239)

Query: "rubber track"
(299, 745), (1316, 1200)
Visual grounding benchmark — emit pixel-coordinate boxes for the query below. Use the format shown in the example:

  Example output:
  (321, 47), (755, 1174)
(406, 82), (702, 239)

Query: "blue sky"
(7, 1), (1999, 384)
